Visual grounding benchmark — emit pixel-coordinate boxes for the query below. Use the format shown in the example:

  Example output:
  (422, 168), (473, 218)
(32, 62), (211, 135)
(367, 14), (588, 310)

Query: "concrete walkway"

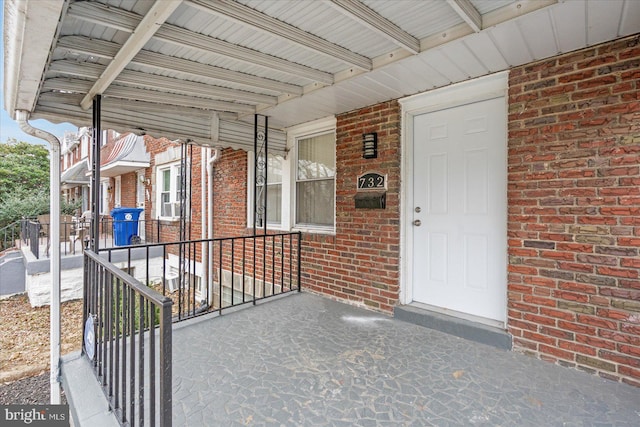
(0, 251), (25, 297)
(172, 292), (640, 426)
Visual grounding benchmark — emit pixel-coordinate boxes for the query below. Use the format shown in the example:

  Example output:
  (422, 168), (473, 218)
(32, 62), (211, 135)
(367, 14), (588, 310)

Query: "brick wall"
(211, 149), (249, 237)
(144, 136), (204, 244)
(303, 101), (401, 312)
(507, 34), (640, 386)
(120, 172), (137, 208)
(194, 106), (402, 312)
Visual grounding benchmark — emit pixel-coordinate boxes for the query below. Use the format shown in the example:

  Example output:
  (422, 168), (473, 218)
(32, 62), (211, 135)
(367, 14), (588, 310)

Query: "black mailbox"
(354, 191), (386, 209)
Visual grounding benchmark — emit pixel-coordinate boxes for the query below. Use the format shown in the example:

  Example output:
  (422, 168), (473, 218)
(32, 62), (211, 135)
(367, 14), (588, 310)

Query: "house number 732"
(357, 172), (386, 190)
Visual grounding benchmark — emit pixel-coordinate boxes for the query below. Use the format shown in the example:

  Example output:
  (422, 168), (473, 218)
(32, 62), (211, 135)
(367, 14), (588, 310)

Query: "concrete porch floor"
(64, 291), (640, 426)
(170, 292), (639, 426)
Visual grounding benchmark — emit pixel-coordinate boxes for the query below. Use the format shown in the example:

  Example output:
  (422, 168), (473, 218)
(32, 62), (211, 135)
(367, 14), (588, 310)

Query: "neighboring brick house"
(60, 128), (91, 210)
(193, 34), (639, 386)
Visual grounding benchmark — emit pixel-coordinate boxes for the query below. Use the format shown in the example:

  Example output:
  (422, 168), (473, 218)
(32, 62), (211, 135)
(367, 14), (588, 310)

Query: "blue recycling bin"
(111, 207), (143, 246)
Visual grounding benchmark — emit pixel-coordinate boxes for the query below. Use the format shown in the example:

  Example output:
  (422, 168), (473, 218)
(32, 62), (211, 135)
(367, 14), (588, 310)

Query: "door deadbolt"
(415, 207), (421, 213)
(413, 219), (422, 226)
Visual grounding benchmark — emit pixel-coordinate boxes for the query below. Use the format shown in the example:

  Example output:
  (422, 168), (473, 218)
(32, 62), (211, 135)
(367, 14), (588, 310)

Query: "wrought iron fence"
(83, 249), (172, 426)
(100, 232), (302, 321)
(20, 217), (181, 259)
(0, 220), (22, 253)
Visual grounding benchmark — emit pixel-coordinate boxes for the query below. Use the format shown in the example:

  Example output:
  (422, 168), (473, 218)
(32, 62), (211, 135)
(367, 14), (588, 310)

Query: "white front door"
(412, 96), (507, 323)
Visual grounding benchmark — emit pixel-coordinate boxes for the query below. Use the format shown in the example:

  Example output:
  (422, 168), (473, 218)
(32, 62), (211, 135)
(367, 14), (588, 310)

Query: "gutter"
(16, 110), (63, 405)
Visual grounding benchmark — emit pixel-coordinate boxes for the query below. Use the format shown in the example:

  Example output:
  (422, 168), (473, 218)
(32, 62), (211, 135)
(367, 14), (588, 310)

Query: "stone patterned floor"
(172, 292), (640, 426)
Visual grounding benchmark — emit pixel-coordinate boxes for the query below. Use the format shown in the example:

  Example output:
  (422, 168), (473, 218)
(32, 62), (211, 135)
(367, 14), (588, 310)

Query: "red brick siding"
(507, 34), (640, 386)
(212, 149), (249, 237)
(143, 136), (204, 248)
(119, 172), (137, 208)
(303, 101), (401, 312)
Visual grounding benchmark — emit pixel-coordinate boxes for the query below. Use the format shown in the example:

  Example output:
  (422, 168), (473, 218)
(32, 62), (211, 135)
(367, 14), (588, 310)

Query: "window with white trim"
(156, 162), (186, 220)
(114, 176), (121, 207)
(257, 153), (283, 227)
(295, 132), (335, 228)
(247, 117), (336, 232)
(100, 179), (109, 215)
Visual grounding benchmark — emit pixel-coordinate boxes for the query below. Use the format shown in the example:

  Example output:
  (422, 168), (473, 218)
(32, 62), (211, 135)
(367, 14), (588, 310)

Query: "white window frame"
(100, 179), (110, 215)
(114, 176), (122, 208)
(155, 161), (188, 221)
(247, 152), (285, 230)
(136, 170), (146, 209)
(247, 116), (336, 234)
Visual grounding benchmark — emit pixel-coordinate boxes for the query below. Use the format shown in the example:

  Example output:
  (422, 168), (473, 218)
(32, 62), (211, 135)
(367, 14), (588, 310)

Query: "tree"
(0, 140), (50, 196)
(0, 140), (80, 229)
(0, 140), (51, 231)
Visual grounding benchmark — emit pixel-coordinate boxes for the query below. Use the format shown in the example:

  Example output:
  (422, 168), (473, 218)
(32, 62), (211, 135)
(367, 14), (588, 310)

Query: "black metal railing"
(26, 220), (41, 258)
(20, 217), (182, 259)
(0, 220), (22, 253)
(84, 249), (172, 426)
(99, 232), (302, 322)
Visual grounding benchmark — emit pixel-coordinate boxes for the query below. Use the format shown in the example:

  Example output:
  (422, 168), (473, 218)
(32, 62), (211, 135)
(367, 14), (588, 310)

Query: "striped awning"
(61, 159), (89, 187)
(100, 133), (150, 177)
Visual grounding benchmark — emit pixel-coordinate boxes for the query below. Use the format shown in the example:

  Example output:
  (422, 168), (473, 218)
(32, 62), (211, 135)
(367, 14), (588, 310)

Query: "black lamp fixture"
(362, 132), (377, 159)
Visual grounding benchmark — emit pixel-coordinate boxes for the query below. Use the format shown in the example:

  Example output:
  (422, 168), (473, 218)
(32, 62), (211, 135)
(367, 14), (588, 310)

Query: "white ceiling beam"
(38, 92), (230, 121)
(45, 78), (256, 114)
(79, 0), (183, 110)
(50, 61), (279, 105)
(116, 70), (277, 105)
(132, 51), (303, 96)
(65, 2), (334, 85)
(66, 1), (139, 32)
(187, 0), (372, 71)
(482, 0), (557, 28)
(103, 85), (255, 114)
(155, 26), (334, 85)
(55, 36), (119, 59)
(446, 0), (482, 32)
(326, 0), (420, 54)
(55, 36), (302, 95)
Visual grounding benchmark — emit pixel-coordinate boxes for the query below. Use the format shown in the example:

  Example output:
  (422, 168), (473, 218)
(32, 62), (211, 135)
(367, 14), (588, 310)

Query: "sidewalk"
(0, 251), (25, 297)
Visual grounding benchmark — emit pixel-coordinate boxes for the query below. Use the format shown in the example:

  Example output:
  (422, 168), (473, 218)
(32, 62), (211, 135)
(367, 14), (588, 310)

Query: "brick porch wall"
(507, 34), (640, 386)
(211, 148), (249, 237)
(304, 102), (401, 312)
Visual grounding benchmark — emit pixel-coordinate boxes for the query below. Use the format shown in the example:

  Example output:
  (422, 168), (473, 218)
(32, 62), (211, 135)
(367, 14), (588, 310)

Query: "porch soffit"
(3, 0), (640, 148)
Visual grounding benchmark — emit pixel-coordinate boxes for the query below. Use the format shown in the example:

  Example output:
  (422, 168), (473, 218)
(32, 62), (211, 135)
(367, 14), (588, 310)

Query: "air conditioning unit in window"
(166, 272), (179, 292)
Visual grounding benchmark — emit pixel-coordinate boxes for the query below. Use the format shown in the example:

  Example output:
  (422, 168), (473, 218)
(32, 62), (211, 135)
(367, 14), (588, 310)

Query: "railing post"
(160, 297), (172, 426)
(297, 232), (302, 292)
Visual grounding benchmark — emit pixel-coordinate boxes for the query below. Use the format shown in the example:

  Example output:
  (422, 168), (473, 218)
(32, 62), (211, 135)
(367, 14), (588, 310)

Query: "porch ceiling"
(4, 0), (640, 147)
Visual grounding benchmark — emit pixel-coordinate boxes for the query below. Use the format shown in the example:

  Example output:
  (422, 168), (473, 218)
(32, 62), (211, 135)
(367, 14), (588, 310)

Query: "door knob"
(413, 219), (421, 226)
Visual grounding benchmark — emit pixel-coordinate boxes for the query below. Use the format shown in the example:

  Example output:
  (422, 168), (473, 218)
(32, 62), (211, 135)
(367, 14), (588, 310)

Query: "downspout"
(200, 148), (207, 303)
(207, 147), (221, 299)
(16, 110), (62, 404)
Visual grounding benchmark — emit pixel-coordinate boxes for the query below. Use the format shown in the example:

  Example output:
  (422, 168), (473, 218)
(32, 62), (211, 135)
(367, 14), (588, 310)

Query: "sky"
(0, 6), (79, 145)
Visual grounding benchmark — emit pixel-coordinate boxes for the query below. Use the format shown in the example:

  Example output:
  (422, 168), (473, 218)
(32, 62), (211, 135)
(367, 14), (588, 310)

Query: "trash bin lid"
(111, 207), (144, 217)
